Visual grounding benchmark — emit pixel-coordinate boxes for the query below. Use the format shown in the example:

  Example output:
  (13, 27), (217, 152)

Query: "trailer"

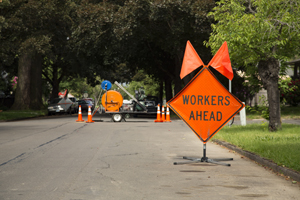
(97, 80), (157, 122)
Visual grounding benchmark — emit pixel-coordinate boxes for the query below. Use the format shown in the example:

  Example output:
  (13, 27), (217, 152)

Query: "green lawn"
(0, 110), (47, 121)
(281, 106), (300, 119)
(214, 123), (300, 172)
(246, 105), (300, 120)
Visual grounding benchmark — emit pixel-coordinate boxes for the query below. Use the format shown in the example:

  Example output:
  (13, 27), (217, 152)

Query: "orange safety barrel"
(101, 90), (123, 111)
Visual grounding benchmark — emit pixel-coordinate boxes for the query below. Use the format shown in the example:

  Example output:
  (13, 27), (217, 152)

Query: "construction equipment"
(99, 80), (157, 122)
(101, 90), (123, 112)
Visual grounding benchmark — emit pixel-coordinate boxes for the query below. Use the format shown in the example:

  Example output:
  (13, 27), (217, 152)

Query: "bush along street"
(280, 78), (300, 106)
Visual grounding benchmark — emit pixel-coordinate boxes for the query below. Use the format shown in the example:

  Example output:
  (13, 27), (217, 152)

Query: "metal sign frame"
(168, 66), (245, 166)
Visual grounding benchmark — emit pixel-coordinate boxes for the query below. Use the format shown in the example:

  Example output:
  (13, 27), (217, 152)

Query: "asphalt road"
(0, 114), (299, 200)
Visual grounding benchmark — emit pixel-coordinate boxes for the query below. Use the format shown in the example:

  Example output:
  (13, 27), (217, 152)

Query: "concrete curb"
(213, 139), (300, 182)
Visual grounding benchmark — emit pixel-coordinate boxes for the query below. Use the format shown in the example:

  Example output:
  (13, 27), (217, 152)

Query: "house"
(285, 59), (300, 80)
(249, 59), (299, 106)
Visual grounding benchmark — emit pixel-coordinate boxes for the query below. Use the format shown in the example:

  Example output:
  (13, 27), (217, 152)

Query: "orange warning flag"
(180, 41), (204, 79)
(208, 41), (233, 80)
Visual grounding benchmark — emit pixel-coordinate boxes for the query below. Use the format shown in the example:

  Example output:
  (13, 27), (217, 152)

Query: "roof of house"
(286, 59), (300, 65)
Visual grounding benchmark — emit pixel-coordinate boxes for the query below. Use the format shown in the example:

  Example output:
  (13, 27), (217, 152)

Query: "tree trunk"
(165, 75), (172, 102)
(159, 80), (163, 103)
(174, 55), (182, 95)
(11, 50), (43, 110)
(50, 64), (60, 100)
(11, 52), (32, 110)
(258, 57), (281, 131)
(30, 52), (43, 110)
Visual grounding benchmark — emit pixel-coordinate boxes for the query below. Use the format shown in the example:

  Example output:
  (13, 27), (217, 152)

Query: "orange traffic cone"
(165, 105), (172, 122)
(161, 105), (165, 122)
(86, 106), (94, 123)
(154, 104), (163, 122)
(76, 105), (85, 122)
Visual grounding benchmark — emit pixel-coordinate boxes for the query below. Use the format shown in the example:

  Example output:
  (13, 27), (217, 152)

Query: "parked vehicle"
(47, 98), (75, 115)
(82, 98), (94, 105)
(69, 97), (78, 113)
(144, 96), (160, 106)
(85, 100), (94, 111)
(77, 99), (94, 112)
(134, 96), (160, 113)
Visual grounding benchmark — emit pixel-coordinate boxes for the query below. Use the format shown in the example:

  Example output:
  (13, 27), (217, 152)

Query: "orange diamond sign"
(168, 66), (245, 143)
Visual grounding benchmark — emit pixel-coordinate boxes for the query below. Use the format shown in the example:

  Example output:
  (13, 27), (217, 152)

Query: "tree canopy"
(0, 0), (77, 109)
(6, 0), (295, 116)
(52, 0), (216, 102)
(207, 0), (300, 65)
(207, 0), (300, 130)
(112, 0), (215, 98)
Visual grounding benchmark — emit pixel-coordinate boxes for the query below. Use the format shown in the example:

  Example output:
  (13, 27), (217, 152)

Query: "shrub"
(279, 78), (300, 106)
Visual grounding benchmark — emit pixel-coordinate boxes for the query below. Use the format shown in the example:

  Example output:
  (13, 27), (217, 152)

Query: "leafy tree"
(129, 70), (160, 97)
(71, 1), (123, 85)
(40, 1), (79, 101)
(0, 0), (216, 110)
(65, 0), (215, 103)
(106, 70), (160, 101)
(42, 54), (80, 101)
(0, 0), (76, 109)
(112, 0), (216, 100)
(207, 0), (300, 131)
(60, 76), (95, 99)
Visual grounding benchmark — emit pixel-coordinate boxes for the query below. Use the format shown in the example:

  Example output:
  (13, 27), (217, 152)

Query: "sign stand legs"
(173, 143), (233, 166)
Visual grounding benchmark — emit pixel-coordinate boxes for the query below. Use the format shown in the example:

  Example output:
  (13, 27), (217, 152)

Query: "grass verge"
(213, 123), (300, 172)
(0, 110), (47, 121)
(246, 105), (300, 120)
(281, 106), (300, 119)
